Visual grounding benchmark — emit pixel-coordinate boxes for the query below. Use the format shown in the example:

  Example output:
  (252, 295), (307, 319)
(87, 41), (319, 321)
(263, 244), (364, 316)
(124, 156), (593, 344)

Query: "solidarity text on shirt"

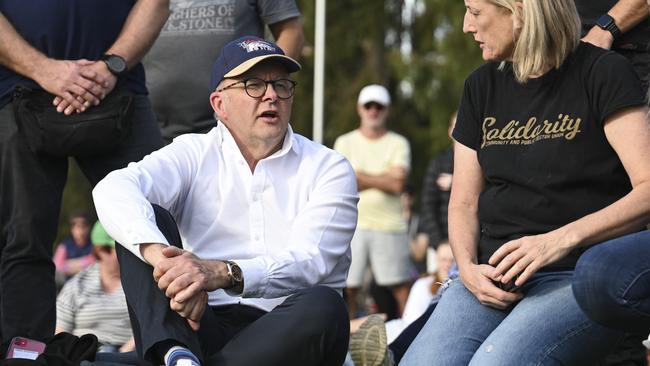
(481, 114), (582, 148)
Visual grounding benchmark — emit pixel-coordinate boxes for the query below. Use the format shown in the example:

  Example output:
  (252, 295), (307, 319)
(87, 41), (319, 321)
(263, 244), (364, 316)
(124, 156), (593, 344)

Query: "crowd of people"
(0, 0), (649, 365)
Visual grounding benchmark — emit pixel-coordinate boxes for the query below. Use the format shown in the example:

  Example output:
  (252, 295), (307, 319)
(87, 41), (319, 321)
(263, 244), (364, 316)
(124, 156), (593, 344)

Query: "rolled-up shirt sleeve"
(237, 155), (359, 299)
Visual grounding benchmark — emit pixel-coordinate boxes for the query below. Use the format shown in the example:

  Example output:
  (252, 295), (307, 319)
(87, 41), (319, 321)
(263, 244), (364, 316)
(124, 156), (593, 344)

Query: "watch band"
(596, 14), (622, 40)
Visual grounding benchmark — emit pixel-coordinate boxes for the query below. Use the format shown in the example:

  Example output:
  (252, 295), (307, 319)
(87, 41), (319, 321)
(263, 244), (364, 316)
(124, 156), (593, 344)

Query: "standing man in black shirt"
(576, 0), (650, 90)
(0, 0), (169, 350)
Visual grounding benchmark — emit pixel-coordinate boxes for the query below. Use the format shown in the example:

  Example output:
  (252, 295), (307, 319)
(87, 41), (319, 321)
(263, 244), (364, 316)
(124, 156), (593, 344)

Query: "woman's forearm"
(448, 202), (481, 270)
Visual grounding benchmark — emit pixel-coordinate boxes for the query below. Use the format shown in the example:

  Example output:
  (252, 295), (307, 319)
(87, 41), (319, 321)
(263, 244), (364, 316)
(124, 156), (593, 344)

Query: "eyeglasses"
(363, 102), (386, 111)
(217, 78), (297, 99)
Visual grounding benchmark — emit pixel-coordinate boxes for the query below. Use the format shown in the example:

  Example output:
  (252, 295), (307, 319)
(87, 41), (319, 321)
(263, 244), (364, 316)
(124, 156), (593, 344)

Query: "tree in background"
(58, 0), (483, 241)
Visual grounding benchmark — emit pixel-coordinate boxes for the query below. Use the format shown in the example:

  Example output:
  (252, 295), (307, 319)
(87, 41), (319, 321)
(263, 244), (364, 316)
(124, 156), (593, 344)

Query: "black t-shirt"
(0, 0), (147, 108)
(453, 42), (646, 270)
(575, 0), (650, 51)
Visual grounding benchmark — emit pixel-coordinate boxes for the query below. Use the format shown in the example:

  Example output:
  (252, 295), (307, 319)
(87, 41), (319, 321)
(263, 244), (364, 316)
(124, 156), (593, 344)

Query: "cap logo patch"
(238, 39), (275, 53)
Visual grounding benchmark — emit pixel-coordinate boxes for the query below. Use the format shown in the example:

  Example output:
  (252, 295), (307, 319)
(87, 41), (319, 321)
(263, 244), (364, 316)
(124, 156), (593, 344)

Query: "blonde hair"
(488, 0), (581, 83)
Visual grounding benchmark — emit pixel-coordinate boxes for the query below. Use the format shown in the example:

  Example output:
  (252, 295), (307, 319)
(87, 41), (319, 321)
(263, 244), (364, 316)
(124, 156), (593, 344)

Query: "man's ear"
(210, 91), (226, 121)
(356, 104), (364, 117)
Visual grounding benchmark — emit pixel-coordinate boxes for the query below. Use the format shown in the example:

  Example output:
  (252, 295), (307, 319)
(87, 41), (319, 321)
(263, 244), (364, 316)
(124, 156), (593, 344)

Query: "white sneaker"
(643, 334), (650, 350)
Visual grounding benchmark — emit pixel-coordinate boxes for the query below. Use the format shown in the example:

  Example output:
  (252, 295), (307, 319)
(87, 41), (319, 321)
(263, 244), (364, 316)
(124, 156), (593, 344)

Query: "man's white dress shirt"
(93, 123), (359, 312)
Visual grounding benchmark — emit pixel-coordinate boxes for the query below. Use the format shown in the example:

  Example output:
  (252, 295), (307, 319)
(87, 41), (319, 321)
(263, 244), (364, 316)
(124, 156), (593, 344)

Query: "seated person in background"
(92, 36), (358, 366)
(401, 0), (650, 365)
(53, 212), (95, 287)
(387, 242), (454, 340)
(56, 221), (134, 353)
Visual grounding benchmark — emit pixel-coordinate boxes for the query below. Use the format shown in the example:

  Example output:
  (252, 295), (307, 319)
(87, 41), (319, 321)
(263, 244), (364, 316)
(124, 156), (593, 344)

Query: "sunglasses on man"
(363, 102), (386, 111)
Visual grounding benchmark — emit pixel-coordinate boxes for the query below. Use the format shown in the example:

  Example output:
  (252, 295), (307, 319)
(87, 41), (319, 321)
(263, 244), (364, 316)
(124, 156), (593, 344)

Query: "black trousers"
(0, 96), (162, 348)
(116, 205), (350, 366)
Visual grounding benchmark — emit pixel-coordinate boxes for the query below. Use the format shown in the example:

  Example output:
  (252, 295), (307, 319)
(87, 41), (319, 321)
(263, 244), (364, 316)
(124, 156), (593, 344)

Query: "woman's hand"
(489, 231), (574, 287)
(460, 263), (523, 309)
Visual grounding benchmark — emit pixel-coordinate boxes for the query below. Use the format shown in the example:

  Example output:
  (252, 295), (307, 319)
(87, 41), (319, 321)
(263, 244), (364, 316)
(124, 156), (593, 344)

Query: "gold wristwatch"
(225, 261), (244, 293)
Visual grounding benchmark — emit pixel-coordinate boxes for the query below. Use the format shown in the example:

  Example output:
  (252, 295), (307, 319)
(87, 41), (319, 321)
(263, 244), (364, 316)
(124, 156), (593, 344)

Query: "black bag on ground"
(12, 86), (134, 156)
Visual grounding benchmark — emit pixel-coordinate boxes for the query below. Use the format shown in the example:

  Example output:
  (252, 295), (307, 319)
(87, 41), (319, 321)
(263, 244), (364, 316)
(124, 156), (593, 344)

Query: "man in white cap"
(93, 36), (358, 366)
(334, 84), (412, 319)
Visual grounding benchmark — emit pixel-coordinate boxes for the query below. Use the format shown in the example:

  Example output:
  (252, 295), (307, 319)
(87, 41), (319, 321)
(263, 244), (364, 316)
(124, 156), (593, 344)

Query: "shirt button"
(254, 235), (260, 241)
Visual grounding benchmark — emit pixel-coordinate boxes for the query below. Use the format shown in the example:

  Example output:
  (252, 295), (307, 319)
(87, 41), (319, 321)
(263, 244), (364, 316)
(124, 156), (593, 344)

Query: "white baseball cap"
(357, 84), (391, 106)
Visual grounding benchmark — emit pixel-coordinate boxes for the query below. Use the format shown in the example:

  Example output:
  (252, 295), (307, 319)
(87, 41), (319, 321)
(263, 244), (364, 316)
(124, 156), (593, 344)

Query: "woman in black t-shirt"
(400, 1), (650, 365)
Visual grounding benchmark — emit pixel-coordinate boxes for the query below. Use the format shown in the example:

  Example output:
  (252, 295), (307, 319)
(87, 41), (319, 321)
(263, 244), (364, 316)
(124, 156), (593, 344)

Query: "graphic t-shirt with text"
(453, 42), (646, 269)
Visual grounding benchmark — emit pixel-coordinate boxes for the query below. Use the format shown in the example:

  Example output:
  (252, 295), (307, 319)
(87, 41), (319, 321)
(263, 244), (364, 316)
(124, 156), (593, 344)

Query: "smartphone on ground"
(6, 337), (46, 360)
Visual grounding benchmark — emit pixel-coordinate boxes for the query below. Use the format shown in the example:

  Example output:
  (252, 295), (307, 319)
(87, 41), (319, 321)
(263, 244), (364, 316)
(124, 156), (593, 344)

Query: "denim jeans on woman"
(573, 230), (650, 334)
(400, 270), (623, 365)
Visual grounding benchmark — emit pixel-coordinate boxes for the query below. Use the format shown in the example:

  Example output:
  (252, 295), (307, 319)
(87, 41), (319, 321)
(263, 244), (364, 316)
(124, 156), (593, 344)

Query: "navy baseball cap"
(209, 36), (302, 91)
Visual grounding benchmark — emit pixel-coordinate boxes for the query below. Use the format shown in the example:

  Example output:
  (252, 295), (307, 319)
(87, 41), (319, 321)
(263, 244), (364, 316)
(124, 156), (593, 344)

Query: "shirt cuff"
(234, 257), (268, 298)
(119, 221), (170, 262)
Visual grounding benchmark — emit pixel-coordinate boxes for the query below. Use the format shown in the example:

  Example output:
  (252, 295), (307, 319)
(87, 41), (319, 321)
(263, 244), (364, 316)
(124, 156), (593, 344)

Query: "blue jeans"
(400, 271), (622, 365)
(573, 230), (650, 333)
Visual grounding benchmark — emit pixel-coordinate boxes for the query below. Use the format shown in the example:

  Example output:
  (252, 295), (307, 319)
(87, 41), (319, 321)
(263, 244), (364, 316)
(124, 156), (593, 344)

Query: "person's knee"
(573, 245), (622, 327)
(573, 245), (609, 294)
(294, 286), (349, 334)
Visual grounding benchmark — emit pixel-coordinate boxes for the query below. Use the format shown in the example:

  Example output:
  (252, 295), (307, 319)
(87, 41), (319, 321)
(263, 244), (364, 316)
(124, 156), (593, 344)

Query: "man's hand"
(459, 263), (523, 309)
(170, 291), (208, 331)
(32, 58), (107, 114)
(488, 231), (574, 287)
(152, 246), (230, 330)
(582, 25), (615, 50)
(153, 246), (224, 297)
(52, 60), (117, 115)
(436, 173), (453, 191)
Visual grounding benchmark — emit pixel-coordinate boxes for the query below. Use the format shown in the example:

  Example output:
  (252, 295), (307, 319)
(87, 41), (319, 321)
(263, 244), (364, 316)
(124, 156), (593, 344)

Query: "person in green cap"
(55, 221), (135, 353)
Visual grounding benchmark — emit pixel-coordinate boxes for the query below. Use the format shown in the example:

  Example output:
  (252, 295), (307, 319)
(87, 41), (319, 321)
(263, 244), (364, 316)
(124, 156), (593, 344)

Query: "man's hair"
(488, 0), (580, 83)
(68, 210), (91, 225)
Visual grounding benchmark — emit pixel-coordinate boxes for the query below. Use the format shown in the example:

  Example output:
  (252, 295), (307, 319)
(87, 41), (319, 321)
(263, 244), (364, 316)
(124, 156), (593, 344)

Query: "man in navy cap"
(93, 36), (358, 366)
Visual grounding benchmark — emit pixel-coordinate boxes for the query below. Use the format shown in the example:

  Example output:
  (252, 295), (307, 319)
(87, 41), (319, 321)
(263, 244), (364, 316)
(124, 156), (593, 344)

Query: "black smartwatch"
(596, 14), (622, 40)
(225, 261), (244, 293)
(101, 54), (127, 76)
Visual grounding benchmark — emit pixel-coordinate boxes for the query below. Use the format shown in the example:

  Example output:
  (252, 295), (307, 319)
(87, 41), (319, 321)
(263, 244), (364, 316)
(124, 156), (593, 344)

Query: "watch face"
(596, 14), (621, 39)
(106, 56), (127, 74)
(597, 15), (614, 28)
(231, 264), (243, 282)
